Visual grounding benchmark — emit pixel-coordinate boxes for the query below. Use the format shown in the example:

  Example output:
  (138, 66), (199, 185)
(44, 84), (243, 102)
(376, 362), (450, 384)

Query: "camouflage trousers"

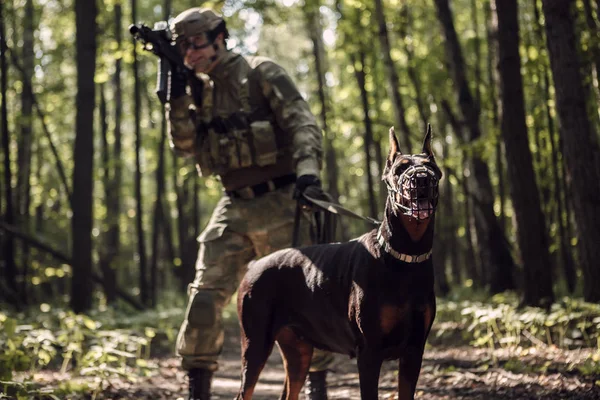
(176, 183), (334, 372)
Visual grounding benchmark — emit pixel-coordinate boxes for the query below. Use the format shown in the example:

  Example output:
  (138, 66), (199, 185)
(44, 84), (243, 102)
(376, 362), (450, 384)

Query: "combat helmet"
(171, 8), (227, 43)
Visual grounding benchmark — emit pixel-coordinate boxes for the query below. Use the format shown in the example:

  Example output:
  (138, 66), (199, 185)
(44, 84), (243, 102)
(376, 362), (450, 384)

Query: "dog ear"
(388, 126), (402, 163)
(422, 124), (434, 158)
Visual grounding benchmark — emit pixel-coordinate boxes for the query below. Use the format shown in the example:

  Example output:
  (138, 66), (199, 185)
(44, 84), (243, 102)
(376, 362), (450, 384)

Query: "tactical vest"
(193, 60), (283, 177)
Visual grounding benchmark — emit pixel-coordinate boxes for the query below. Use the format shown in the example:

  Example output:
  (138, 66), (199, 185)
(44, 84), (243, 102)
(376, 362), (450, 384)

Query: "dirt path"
(27, 321), (600, 399)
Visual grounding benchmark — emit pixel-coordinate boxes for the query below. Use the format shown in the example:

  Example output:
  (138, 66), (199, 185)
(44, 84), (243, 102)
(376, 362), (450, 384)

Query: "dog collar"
(376, 229), (432, 263)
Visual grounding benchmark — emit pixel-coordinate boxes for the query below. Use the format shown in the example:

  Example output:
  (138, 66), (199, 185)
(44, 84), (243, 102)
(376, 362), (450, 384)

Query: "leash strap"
(301, 194), (381, 226)
(292, 192), (379, 248)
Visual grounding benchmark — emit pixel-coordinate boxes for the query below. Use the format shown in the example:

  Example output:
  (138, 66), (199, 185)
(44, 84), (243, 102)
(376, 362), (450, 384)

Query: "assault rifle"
(129, 21), (203, 105)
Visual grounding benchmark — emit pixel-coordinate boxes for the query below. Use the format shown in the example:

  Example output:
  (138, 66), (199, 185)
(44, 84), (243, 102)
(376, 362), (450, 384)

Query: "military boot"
(188, 368), (213, 400)
(304, 370), (328, 400)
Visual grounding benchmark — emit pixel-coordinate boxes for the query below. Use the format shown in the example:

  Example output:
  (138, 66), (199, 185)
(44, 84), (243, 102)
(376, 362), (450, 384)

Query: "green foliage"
(434, 294), (600, 375)
(437, 293), (600, 350)
(0, 305), (176, 398)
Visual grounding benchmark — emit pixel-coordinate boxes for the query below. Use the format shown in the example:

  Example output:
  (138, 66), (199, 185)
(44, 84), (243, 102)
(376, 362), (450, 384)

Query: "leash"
(301, 194), (381, 226)
(291, 193), (380, 247)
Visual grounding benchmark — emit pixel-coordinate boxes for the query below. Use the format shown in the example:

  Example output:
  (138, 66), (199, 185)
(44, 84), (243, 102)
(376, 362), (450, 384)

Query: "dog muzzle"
(387, 165), (439, 220)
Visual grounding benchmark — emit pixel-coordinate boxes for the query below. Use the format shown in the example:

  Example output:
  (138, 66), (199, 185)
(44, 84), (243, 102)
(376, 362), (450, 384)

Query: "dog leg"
(356, 349), (382, 400)
(236, 333), (275, 400)
(276, 326), (314, 400)
(397, 304), (434, 400)
(397, 343), (426, 400)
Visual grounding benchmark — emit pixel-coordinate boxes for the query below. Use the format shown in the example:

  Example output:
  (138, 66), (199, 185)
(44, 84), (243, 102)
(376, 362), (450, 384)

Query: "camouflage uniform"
(168, 43), (334, 372)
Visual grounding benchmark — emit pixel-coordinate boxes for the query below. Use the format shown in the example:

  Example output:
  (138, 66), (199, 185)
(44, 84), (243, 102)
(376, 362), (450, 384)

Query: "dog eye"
(395, 164), (409, 175)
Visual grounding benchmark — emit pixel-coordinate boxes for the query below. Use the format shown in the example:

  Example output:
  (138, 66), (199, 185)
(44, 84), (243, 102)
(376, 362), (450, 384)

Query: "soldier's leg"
(176, 227), (255, 371)
(304, 348), (334, 400)
(176, 196), (255, 400)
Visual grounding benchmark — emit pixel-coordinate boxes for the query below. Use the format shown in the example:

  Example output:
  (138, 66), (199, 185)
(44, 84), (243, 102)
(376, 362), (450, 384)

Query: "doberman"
(236, 126), (442, 400)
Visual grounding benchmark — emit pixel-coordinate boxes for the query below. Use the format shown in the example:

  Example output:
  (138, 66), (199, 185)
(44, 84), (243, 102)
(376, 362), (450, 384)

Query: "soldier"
(166, 7), (333, 400)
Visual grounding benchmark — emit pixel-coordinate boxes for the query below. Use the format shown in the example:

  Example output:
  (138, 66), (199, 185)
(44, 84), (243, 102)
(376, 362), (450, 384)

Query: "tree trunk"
(434, 119), (453, 292)
(0, 0), (18, 305)
(373, 0), (411, 151)
(150, 117), (169, 307)
(542, 0), (600, 302)
(351, 50), (378, 218)
(371, 59), (391, 210)
(582, 0), (600, 122)
(472, 0), (483, 108)
(99, 2), (124, 304)
(98, 84), (117, 303)
(131, 0), (149, 306)
(440, 99), (481, 285)
(437, 113), (460, 286)
(149, 0), (172, 308)
(434, 0), (516, 293)
(71, 0), (97, 313)
(16, 0), (35, 305)
(532, 0), (576, 293)
(399, 5), (430, 132)
(495, 0), (554, 306)
(305, 3), (339, 202)
(485, 1), (507, 236)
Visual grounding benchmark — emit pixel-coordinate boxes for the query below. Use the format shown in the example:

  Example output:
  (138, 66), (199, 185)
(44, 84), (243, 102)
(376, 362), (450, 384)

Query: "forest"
(1, 0), (600, 398)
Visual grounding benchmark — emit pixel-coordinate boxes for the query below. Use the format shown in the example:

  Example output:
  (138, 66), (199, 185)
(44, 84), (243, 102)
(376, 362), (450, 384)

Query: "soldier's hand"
(294, 175), (328, 210)
(168, 67), (188, 101)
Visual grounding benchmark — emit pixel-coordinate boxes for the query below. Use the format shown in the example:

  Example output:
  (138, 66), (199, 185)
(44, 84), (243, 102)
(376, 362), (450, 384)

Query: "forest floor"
(22, 320), (600, 400)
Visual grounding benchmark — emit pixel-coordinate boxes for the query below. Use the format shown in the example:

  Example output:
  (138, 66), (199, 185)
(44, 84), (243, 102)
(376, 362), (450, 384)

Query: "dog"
(235, 126), (442, 400)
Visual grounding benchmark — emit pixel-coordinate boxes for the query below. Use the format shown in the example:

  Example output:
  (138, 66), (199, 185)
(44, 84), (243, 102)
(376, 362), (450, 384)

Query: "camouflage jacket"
(167, 52), (322, 191)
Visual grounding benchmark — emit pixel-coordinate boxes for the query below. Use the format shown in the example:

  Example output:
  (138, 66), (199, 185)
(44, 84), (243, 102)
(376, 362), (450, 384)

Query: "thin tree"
(149, 0), (173, 307)
(373, 0), (411, 151)
(398, 5), (429, 132)
(351, 49), (378, 218)
(434, 0), (516, 293)
(582, 0), (600, 122)
(436, 116), (458, 287)
(532, 0), (576, 293)
(99, 2), (124, 305)
(542, 0), (600, 302)
(0, 0), (18, 304)
(495, 0), (554, 306)
(71, 0), (97, 313)
(485, 0), (507, 235)
(15, 0), (35, 304)
(304, 1), (340, 203)
(440, 99), (480, 285)
(131, 0), (149, 306)
(98, 83), (117, 303)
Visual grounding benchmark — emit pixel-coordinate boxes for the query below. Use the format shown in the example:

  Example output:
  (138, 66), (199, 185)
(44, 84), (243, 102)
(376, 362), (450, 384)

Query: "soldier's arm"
(258, 62), (323, 177)
(166, 94), (197, 157)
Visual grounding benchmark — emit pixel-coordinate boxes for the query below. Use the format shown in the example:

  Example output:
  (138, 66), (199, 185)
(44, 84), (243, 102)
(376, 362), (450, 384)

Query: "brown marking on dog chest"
(380, 304), (409, 334)
(400, 213), (431, 242)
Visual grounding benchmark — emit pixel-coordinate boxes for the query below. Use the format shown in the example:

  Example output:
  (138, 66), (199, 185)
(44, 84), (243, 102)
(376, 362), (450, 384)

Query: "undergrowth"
(435, 291), (600, 349)
(0, 303), (184, 399)
(434, 291), (600, 377)
(2, 291), (599, 398)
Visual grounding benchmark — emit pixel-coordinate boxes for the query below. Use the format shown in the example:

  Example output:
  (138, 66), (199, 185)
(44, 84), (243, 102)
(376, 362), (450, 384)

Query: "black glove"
(294, 175), (329, 209)
(294, 175), (320, 198)
(168, 67), (188, 101)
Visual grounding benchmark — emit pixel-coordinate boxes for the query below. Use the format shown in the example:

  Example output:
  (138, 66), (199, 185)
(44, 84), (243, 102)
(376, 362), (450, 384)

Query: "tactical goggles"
(178, 36), (213, 53)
